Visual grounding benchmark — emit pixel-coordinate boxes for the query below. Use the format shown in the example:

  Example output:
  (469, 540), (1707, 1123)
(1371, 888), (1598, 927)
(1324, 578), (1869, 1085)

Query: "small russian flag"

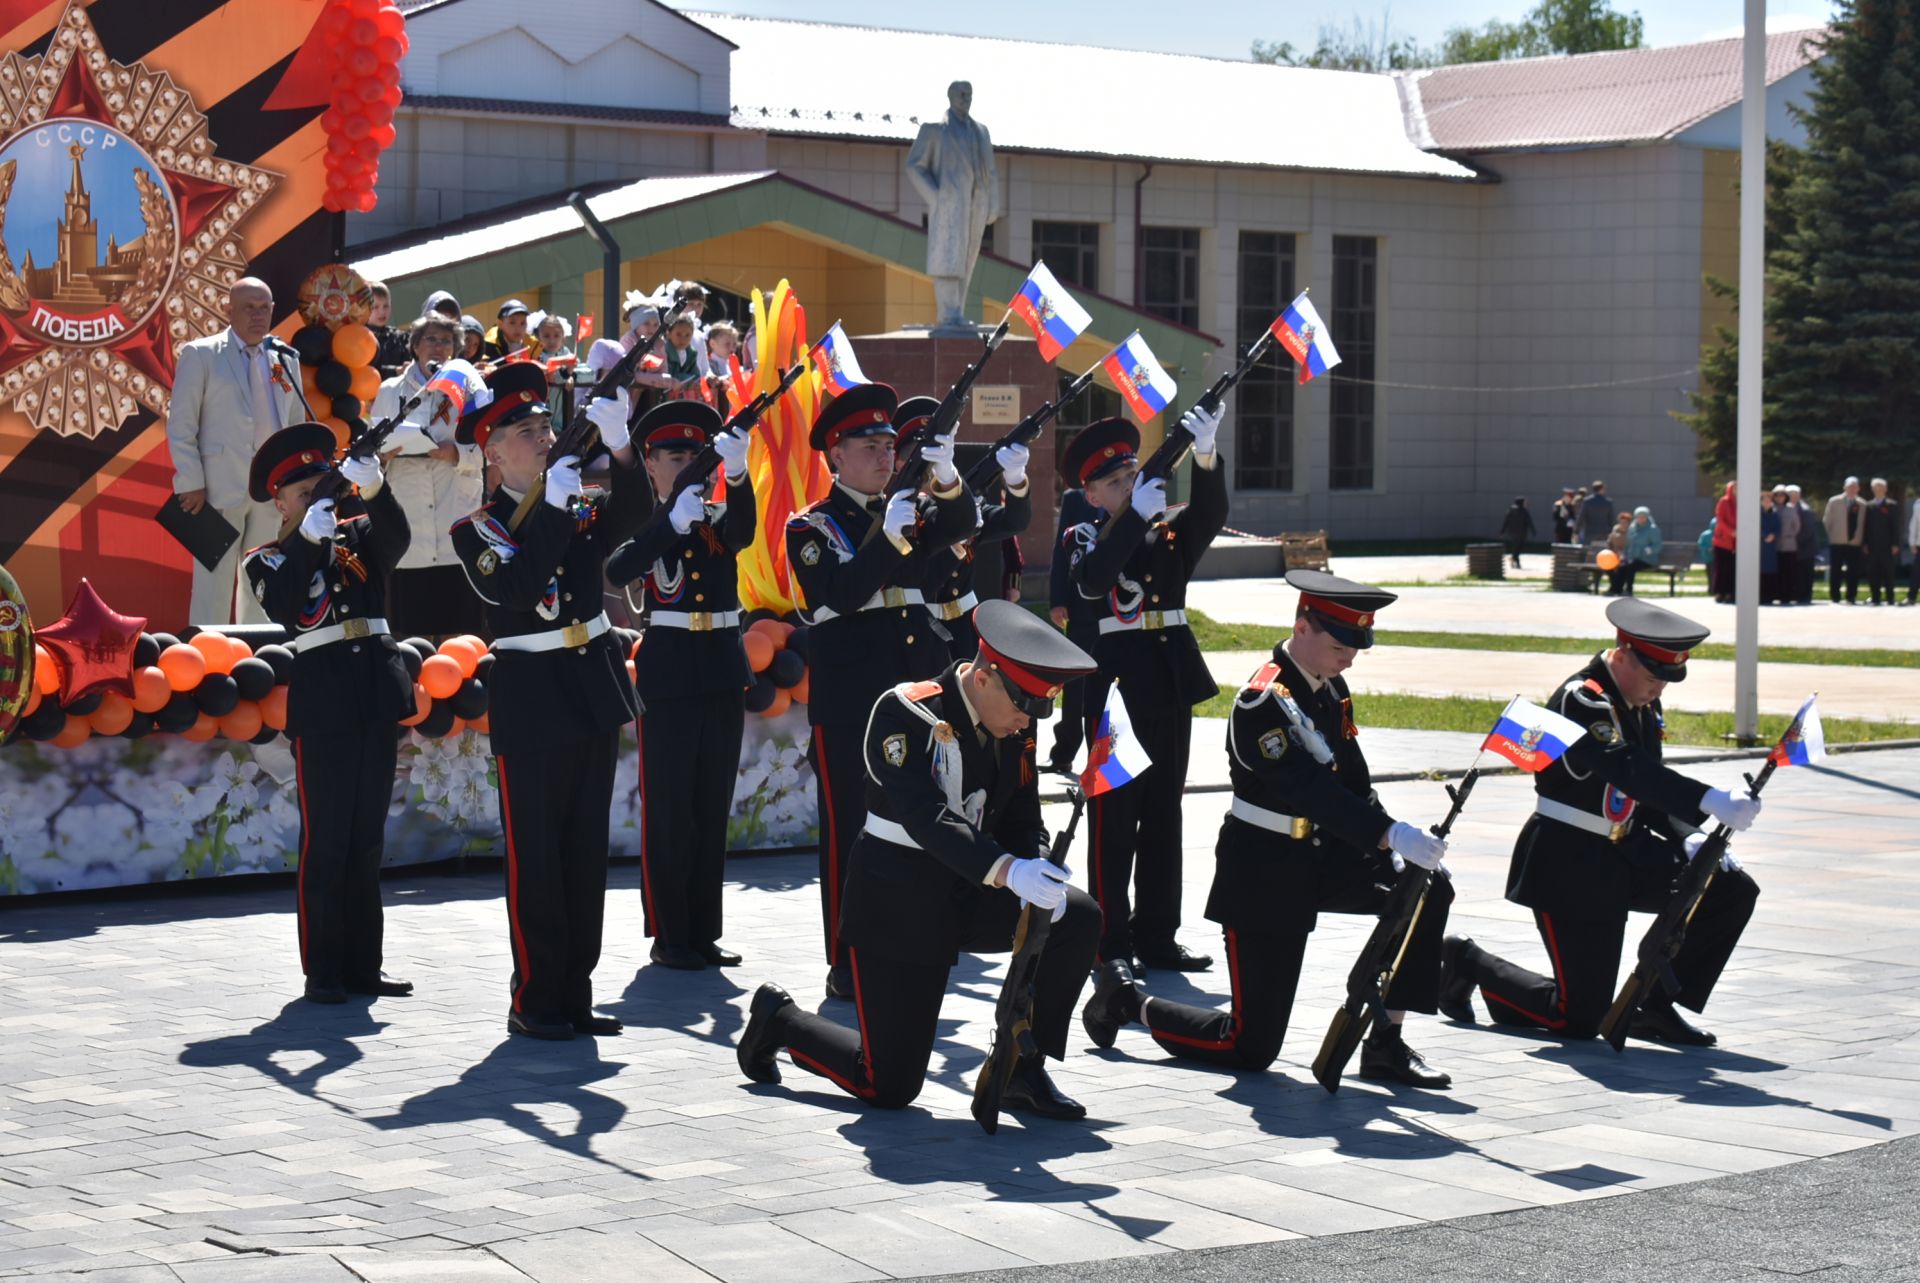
(1481, 697), (1586, 773)
(811, 323), (870, 395)
(422, 359), (489, 419)
(1100, 332), (1178, 422)
(1011, 262), (1093, 362)
(1082, 682), (1154, 796)
(1768, 695), (1827, 766)
(1270, 290), (1342, 385)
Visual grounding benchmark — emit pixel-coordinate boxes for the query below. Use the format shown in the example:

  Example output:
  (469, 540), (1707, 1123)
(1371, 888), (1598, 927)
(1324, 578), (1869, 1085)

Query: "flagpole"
(1733, 0), (1765, 745)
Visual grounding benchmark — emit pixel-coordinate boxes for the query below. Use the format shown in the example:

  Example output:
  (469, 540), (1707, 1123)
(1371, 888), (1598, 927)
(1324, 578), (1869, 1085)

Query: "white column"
(1734, 0), (1765, 742)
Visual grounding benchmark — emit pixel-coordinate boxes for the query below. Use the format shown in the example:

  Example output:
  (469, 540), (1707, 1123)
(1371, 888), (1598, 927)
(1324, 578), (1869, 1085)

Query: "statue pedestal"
(852, 330), (1061, 576)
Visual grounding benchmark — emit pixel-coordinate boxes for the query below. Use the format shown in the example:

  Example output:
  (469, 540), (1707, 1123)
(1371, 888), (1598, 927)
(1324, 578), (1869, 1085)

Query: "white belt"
(930, 591), (979, 622)
(1229, 797), (1313, 839)
(1099, 607), (1189, 636)
(862, 814), (919, 849)
(1535, 796), (1632, 843)
(293, 616), (389, 651)
(812, 587), (925, 623)
(649, 609), (741, 632)
(491, 613), (610, 653)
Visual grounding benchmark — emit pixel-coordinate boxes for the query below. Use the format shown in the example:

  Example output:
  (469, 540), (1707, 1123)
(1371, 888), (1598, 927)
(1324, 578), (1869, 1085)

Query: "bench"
(1278, 530), (1330, 572)
(1572, 540), (1697, 595)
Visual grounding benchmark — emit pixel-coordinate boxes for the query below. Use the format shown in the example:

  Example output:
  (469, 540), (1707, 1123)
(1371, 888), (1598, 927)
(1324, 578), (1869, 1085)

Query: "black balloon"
(402, 636), (436, 662)
(134, 633), (161, 668)
(450, 677), (488, 720)
(416, 700), (456, 738)
(255, 644), (295, 684)
(194, 673), (240, 717)
(155, 692), (199, 733)
(744, 673), (777, 714)
(331, 393), (363, 422)
(63, 691), (103, 716)
(315, 360), (351, 397)
(394, 641), (422, 680)
(474, 652), (495, 683)
(122, 712), (155, 739)
(149, 631), (181, 654)
(784, 625), (809, 662)
(767, 648), (805, 690)
(20, 700), (65, 741)
(230, 657), (276, 701)
(292, 323), (334, 365)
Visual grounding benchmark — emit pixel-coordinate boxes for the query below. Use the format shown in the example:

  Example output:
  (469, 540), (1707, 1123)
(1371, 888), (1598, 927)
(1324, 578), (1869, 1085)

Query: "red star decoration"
(34, 578), (147, 704)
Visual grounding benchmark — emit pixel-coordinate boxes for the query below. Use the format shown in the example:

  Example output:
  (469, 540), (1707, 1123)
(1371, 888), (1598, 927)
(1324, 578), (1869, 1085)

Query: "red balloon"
(323, 5), (351, 35)
(348, 47), (379, 78)
(351, 188), (378, 213)
(355, 78), (386, 105)
(343, 113), (372, 141)
(375, 62), (400, 88)
(382, 83), (402, 108)
(349, 17), (379, 44)
(374, 36), (404, 63)
(374, 5), (406, 37)
(354, 137), (380, 162)
(363, 102), (395, 128)
(321, 107), (344, 135)
(373, 123), (397, 148)
(347, 0), (379, 17)
(33, 579), (146, 704)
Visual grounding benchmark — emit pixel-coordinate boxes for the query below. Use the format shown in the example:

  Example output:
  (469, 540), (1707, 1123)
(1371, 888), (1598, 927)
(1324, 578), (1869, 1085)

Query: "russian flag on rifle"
(1100, 332), (1178, 421)
(1481, 696), (1587, 773)
(1769, 695), (1827, 766)
(1082, 682), (1153, 797)
(1270, 290), (1341, 384)
(1010, 261), (1093, 362)
(422, 359), (489, 419)
(810, 322), (870, 395)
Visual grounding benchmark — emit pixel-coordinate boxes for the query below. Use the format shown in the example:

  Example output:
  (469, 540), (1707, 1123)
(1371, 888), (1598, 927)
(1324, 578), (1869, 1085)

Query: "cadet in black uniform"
(1081, 572), (1454, 1086)
(785, 383), (977, 997)
(244, 425), (416, 1004)
(606, 401), (755, 970)
(737, 600), (1101, 1116)
(1064, 407), (1227, 974)
(889, 396), (1034, 661)
(450, 363), (646, 1040)
(1439, 599), (1763, 1045)
(1046, 486), (1101, 775)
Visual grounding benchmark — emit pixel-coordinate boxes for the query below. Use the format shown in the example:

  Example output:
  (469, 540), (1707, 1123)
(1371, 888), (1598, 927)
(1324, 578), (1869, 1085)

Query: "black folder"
(155, 494), (240, 571)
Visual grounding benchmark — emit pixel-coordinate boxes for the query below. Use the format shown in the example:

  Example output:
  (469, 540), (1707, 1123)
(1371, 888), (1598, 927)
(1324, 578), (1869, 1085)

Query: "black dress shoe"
(570, 1011), (624, 1036)
(1630, 1003), (1717, 1047)
(739, 983), (795, 1084)
(303, 982), (348, 1005)
(824, 963), (855, 1001)
(1001, 1057), (1086, 1121)
(1081, 959), (1141, 1050)
(507, 1011), (576, 1041)
(1437, 936), (1478, 1023)
(1359, 1024), (1453, 1089)
(1137, 943), (1212, 973)
(344, 975), (414, 997)
(651, 942), (707, 971)
(698, 943), (743, 967)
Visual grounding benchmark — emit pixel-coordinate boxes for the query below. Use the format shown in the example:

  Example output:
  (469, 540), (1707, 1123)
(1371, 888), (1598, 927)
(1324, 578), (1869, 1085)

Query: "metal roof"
(401, 94), (732, 129)
(688, 12), (1479, 181)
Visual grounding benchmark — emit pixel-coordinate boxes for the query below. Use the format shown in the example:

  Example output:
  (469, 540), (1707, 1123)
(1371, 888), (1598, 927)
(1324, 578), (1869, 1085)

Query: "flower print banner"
(0, 711), (819, 896)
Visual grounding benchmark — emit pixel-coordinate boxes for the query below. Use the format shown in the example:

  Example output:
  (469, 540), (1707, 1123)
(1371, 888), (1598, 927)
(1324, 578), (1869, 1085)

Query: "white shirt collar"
(954, 669), (987, 740)
(1282, 639), (1328, 693)
(836, 480), (881, 505)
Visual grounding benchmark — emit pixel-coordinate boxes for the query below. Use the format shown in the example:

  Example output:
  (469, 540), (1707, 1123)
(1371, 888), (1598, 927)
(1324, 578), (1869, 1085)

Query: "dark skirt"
(388, 564), (490, 641)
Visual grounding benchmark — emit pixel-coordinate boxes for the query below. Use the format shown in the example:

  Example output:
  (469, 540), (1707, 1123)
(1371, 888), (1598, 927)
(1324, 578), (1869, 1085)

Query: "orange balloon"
(23, 686), (42, 718)
(158, 643), (208, 691)
(349, 364), (381, 402)
(224, 635), (253, 666)
(220, 701), (263, 741)
(437, 637), (480, 678)
(419, 654), (463, 700)
(762, 688), (792, 718)
(34, 643), (61, 695)
(182, 712), (218, 742)
(332, 323), (379, 368)
(132, 665), (172, 713)
(468, 711), (490, 735)
(319, 416), (351, 448)
(90, 692), (134, 735)
(302, 366), (323, 398)
(399, 682), (430, 726)
(260, 685), (290, 730)
(749, 618), (793, 648)
(789, 672), (809, 705)
(190, 631), (234, 675)
(743, 631), (774, 673)
(1596, 549), (1621, 571)
(53, 716), (91, 748)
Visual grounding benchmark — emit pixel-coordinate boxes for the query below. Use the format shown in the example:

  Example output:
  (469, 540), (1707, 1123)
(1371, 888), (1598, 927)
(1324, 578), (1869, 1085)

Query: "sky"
(678, 0), (1839, 60)
(1, 124), (160, 267)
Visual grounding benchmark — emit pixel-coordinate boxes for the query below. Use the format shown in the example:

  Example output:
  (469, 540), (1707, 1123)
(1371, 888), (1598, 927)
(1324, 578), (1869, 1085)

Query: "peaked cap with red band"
(636, 399), (720, 453)
(1607, 598), (1709, 682)
(1288, 569), (1398, 650)
(456, 362), (550, 450)
(891, 395), (942, 456)
(971, 598), (1097, 719)
(1061, 417), (1141, 487)
(249, 423), (340, 502)
(810, 382), (899, 452)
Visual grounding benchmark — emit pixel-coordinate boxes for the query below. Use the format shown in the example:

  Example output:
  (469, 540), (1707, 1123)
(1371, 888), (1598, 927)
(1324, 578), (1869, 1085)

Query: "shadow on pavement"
(179, 998), (389, 1113)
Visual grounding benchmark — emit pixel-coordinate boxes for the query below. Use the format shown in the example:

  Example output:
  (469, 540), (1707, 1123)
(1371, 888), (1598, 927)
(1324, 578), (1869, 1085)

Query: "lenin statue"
(906, 81), (999, 333)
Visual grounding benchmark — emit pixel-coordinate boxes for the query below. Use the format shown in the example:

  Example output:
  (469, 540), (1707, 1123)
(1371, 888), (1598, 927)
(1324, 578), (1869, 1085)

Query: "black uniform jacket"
(1067, 456), (1228, 706)
(450, 456), (649, 747)
(785, 477), (976, 725)
(1206, 644), (1396, 935)
(924, 483), (1032, 609)
(244, 483), (415, 737)
(1506, 652), (1711, 919)
(838, 665), (1049, 966)
(607, 481), (757, 703)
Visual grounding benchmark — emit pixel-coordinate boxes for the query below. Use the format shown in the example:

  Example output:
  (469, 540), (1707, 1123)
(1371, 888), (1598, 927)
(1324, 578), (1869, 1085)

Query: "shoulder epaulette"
(902, 680), (942, 702)
(1247, 661), (1284, 693)
(1583, 678), (1606, 694)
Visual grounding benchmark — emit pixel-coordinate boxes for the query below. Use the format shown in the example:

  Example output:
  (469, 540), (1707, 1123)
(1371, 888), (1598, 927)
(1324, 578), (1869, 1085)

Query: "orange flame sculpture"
(734, 281), (833, 614)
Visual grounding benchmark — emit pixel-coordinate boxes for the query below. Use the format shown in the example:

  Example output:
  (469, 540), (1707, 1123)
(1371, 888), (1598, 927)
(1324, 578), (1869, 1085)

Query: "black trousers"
(1865, 546), (1897, 603)
(495, 730), (620, 1022)
(1143, 870), (1454, 1071)
(1772, 551), (1798, 603)
(291, 723), (398, 988)
(1712, 547), (1735, 601)
(778, 889), (1100, 1109)
(1829, 544), (1861, 602)
(637, 690), (744, 947)
(809, 718), (865, 967)
(1085, 686), (1193, 960)
(1475, 867), (1758, 1038)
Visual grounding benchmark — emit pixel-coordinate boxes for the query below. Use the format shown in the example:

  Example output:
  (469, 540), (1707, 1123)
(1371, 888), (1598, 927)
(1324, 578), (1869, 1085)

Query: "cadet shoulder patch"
(1258, 728), (1289, 760)
(799, 541), (821, 565)
(882, 733), (908, 767)
(1590, 721), (1618, 744)
(476, 548), (498, 576)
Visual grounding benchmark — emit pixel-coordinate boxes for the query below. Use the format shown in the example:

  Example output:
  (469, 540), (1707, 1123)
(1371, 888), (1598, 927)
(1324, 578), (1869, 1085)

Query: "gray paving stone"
(641, 1221), (884, 1283)
(487, 1230), (723, 1282)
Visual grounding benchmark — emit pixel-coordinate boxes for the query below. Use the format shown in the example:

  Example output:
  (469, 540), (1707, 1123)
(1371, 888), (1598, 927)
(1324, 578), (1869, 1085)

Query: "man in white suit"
(167, 277), (310, 625)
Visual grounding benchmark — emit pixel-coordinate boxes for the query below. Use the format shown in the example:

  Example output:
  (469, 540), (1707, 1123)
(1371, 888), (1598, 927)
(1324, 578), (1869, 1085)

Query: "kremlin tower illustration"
(20, 141), (147, 307)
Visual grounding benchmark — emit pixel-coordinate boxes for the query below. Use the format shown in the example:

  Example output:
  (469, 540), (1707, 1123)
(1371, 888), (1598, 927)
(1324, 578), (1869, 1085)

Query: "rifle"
(866, 318), (1014, 542)
(961, 365), (1099, 495)
(631, 359), (809, 538)
(301, 362), (442, 528)
(506, 334), (651, 534)
(1311, 767), (1481, 1093)
(1595, 714), (1797, 1051)
(1134, 328), (1279, 485)
(972, 781), (1086, 1135)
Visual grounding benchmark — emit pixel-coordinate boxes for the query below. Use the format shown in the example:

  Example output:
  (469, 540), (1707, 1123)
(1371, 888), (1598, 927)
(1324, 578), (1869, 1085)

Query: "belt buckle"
(882, 587), (906, 608)
(689, 612), (713, 633)
(1608, 820), (1629, 844)
(1291, 816), (1312, 840)
(341, 617), (370, 641)
(1143, 609), (1164, 630)
(561, 621), (591, 648)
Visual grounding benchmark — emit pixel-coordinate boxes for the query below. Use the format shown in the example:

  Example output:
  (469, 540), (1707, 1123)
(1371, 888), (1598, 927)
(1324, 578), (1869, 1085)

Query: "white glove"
(1130, 474), (1167, 522)
(921, 428), (958, 487)
(882, 490), (918, 543)
(713, 428), (751, 481)
(668, 485), (707, 535)
(995, 441), (1030, 489)
(1386, 821), (1446, 871)
(1702, 787), (1761, 833)
(1181, 400), (1224, 456)
(339, 453), (383, 496)
(298, 497), (337, 544)
(586, 389), (631, 450)
(1005, 857), (1071, 915)
(544, 454), (583, 511)
(1683, 830), (1739, 873)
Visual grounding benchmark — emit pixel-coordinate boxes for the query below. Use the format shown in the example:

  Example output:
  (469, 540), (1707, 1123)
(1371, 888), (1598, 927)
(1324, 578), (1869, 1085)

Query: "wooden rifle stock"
(506, 336), (651, 534)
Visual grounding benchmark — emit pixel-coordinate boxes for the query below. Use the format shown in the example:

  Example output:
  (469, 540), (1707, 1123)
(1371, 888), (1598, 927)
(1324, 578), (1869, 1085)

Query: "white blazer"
(166, 328), (309, 510)
(369, 364), (485, 571)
